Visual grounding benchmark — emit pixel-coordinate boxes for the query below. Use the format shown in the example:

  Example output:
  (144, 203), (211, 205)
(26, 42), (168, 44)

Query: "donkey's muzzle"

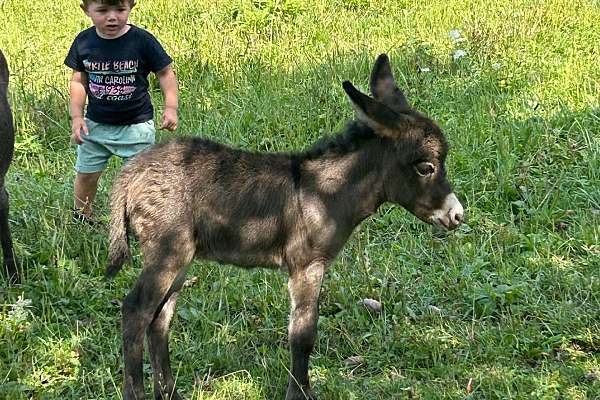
(431, 193), (464, 231)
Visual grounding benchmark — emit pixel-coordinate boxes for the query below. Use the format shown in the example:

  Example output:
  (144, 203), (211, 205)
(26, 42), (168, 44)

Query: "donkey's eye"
(415, 161), (435, 177)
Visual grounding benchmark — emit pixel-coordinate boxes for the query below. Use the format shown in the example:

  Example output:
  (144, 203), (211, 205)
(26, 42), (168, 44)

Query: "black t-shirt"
(65, 25), (172, 125)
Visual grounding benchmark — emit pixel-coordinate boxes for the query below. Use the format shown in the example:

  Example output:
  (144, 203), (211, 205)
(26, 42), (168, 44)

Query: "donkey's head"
(343, 54), (463, 230)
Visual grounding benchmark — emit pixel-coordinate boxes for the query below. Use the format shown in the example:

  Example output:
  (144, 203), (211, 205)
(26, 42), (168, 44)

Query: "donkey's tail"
(105, 175), (131, 278)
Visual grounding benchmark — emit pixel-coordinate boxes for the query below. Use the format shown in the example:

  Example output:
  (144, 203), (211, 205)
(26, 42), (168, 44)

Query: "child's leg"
(73, 119), (111, 219)
(74, 171), (102, 217)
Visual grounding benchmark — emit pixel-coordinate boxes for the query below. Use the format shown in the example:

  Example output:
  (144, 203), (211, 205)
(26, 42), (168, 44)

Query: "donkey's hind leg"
(121, 230), (194, 400)
(147, 270), (189, 400)
(0, 186), (17, 283)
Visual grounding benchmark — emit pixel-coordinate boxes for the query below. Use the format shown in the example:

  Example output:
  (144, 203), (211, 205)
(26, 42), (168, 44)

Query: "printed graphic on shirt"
(84, 59), (138, 101)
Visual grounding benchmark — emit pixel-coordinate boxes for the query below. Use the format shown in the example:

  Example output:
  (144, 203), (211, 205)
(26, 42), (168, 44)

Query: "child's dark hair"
(82, 0), (136, 7)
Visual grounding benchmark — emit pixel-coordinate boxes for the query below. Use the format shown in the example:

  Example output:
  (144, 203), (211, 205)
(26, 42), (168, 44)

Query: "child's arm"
(69, 70), (88, 144)
(156, 64), (178, 131)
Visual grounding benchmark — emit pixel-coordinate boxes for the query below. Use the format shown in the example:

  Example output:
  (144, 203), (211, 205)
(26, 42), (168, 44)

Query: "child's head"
(81, 0), (136, 39)
(81, 0), (136, 9)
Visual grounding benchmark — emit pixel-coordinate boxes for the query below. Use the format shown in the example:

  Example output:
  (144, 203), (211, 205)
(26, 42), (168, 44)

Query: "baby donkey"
(107, 54), (463, 400)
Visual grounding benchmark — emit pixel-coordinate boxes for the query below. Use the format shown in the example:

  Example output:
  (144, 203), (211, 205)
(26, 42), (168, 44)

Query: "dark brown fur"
(0, 49), (17, 283)
(108, 54), (462, 400)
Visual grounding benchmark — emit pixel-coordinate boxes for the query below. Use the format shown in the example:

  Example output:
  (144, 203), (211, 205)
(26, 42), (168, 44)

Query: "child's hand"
(160, 107), (178, 131)
(71, 116), (88, 144)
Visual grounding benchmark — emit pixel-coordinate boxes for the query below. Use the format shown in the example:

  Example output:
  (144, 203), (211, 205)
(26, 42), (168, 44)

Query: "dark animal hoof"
(155, 389), (183, 400)
(3, 257), (19, 284)
(285, 385), (317, 400)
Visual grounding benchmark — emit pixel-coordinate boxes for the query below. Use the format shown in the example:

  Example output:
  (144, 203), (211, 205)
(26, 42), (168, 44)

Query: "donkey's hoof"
(124, 385), (147, 400)
(125, 393), (146, 400)
(155, 389), (183, 400)
(285, 384), (317, 400)
(3, 257), (19, 284)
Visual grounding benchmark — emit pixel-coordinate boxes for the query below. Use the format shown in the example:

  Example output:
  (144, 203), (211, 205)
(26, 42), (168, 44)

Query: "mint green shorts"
(75, 119), (155, 173)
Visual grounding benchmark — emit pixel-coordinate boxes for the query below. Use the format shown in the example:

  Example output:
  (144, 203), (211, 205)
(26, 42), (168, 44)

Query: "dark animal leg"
(0, 187), (17, 283)
(122, 232), (194, 400)
(148, 276), (187, 400)
(285, 261), (325, 400)
(123, 269), (175, 400)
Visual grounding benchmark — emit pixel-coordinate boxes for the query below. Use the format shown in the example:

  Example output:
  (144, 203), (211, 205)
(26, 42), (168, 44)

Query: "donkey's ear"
(369, 54), (410, 113)
(343, 80), (413, 139)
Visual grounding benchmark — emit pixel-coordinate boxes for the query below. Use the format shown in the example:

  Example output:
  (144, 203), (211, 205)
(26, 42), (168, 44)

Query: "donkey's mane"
(297, 120), (379, 161)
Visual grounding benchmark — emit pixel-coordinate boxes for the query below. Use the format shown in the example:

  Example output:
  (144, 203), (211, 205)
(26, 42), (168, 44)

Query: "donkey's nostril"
(454, 212), (463, 224)
(442, 194), (464, 228)
(448, 210), (463, 228)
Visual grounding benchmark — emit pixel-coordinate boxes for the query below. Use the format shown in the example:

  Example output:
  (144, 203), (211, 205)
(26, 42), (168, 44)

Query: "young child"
(65, 0), (178, 221)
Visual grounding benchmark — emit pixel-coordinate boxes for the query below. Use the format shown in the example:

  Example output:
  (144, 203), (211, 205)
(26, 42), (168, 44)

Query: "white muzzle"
(430, 193), (464, 230)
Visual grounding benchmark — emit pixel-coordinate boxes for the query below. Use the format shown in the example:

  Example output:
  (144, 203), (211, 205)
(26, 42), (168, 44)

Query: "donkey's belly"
(197, 247), (285, 271)
(192, 210), (287, 270)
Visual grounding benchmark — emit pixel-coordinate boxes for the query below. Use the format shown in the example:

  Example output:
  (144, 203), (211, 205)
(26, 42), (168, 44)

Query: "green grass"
(1, 0), (599, 398)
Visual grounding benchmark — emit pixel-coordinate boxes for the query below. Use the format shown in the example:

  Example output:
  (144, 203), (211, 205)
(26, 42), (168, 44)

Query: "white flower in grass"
(453, 49), (467, 60)
(449, 29), (467, 43)
(8, 295), (32, 324)
(492, 62), (502, 70)
(419, 66), (431, 73)
(449, 29), (461, 40)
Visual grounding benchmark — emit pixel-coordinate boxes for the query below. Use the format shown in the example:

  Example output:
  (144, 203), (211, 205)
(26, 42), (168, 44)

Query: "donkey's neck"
(302, 139), (386, 227)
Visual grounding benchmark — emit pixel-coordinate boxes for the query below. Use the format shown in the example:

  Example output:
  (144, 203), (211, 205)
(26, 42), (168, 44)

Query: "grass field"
(1, 0), (599, 398)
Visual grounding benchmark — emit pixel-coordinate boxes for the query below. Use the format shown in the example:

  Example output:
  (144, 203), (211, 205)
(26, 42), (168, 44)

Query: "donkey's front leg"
(286, 261), (325, 400)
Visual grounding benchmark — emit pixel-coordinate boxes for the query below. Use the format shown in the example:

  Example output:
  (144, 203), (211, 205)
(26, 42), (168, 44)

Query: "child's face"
(82, 1), (132, 39)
